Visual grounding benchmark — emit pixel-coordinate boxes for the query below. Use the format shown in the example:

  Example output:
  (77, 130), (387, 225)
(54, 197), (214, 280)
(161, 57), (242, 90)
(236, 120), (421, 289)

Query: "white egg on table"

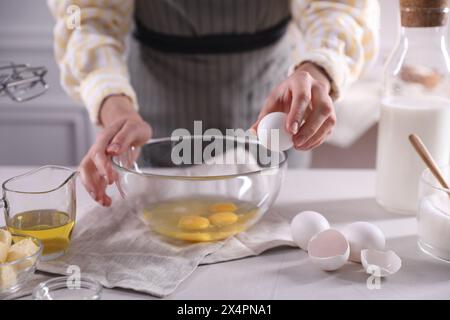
(307, 229), (350, 271)
(342, 221), (386, 263)
(290, 211), (330, 250)
(257, 112), (293, 151)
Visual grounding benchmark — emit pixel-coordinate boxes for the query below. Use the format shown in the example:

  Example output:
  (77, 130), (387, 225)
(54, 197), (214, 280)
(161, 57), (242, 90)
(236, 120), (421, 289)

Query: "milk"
(376, 97), (450, 214)
(418, 193), (450, 261)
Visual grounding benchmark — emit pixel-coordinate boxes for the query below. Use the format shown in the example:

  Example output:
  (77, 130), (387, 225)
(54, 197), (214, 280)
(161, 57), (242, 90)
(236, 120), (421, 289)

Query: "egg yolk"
(142, 209), (153, 221)
(165, 231), (213, 242)
(178, 215), (210, 230)
(209, 202), (237, 213)
(208, 212), (238, 226)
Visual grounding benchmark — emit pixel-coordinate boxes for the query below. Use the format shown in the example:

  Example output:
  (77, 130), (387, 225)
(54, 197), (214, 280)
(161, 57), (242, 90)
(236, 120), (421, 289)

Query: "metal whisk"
(0, 61), (49, 102)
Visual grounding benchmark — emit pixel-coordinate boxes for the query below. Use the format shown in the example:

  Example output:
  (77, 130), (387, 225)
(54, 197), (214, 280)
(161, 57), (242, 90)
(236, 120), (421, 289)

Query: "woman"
(48, 0), (379, 206)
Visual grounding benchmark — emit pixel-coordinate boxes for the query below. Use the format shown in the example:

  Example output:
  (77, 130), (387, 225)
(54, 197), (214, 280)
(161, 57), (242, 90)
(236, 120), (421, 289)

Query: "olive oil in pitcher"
(1, 166), (77, 260)
(7, 210), (75, 256)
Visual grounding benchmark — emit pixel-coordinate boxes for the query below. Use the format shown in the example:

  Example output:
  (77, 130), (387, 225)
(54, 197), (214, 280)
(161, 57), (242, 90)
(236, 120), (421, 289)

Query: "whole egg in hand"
(342, 221), (386, 263)
(290, 211), (330, 250)
(257, 112), (293, 151)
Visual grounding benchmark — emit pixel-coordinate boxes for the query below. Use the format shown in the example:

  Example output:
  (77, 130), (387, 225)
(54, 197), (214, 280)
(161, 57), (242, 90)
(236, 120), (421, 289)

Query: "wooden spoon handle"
(409, 134), (450, 195)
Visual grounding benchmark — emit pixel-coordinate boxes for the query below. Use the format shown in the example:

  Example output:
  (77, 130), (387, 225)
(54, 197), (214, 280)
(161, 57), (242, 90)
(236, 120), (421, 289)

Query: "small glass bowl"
(32, 276), (102, 300)
(418, 165), (450, 262)
(0, 232), (43, 295)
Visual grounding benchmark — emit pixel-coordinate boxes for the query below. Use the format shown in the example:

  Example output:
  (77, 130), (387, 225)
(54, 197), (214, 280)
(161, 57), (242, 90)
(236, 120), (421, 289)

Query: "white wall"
(0, 0), (95, 166)
(0, 0), (409, 167)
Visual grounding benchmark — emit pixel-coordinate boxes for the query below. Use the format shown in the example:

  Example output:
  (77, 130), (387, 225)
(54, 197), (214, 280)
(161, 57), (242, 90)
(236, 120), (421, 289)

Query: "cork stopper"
(400, 0), (449, 27)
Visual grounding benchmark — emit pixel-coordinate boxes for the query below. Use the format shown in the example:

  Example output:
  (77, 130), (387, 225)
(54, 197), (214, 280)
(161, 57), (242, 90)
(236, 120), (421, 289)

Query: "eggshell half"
(291, 211), (330, 250)
(342, 222), (385, 263)
(257, 112), (293, 151)
(308, 229), (350, 271)
(361, 249), (402, 277)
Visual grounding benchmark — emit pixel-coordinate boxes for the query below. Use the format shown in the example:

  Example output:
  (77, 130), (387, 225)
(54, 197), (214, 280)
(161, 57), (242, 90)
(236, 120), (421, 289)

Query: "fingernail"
(107, 143), (120, 153)
(291, 122), (299, 135)
(298, 143), (309, 150)
(296, 135), (306, 147)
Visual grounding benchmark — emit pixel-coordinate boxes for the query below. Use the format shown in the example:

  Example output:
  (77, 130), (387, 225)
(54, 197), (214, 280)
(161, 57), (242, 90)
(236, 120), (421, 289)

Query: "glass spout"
(2, 166), (77, 194)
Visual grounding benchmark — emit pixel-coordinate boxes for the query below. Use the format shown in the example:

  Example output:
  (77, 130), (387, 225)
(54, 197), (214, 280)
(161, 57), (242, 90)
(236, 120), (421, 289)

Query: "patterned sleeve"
(291, 0), (380, 100)
(47, 0), (137, 124)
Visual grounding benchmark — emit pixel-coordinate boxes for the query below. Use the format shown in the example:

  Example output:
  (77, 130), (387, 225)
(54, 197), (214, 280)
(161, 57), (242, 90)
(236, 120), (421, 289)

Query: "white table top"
(1, 166), (449, 300)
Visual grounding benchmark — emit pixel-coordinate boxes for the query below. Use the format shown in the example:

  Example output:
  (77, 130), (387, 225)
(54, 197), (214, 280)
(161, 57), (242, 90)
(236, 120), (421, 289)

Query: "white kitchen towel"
(36, 198), (295, 298)
(202, 211), (295, 264)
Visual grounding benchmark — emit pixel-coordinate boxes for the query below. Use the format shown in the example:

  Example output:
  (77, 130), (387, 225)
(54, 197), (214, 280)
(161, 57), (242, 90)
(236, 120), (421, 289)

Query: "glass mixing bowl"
(112, 135), (287, 242)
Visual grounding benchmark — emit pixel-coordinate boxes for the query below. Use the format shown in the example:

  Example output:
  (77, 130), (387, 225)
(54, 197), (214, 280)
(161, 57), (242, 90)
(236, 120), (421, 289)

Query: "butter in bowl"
(0, 229), (42, 294)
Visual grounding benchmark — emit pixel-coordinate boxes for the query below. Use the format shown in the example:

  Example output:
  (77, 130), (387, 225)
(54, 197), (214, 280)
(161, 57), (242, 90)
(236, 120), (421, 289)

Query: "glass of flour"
(418, 165), (450, 262)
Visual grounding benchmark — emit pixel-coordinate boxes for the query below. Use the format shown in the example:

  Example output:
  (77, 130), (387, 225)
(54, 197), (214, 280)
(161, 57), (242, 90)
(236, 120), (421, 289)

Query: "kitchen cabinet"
(0, 102), (94, 166)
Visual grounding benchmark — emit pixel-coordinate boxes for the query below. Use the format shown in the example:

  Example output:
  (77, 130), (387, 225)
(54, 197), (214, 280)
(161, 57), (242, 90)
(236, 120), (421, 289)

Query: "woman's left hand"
(251, 62), (337, 151)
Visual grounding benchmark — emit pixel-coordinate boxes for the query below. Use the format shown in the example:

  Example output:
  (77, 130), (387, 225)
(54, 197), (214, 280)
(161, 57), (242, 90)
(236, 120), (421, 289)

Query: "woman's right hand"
(80, 95), (152, 207)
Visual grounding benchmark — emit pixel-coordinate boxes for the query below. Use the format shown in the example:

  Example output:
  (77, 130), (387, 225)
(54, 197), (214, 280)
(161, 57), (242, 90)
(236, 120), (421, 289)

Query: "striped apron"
(128, 0), (311, 167)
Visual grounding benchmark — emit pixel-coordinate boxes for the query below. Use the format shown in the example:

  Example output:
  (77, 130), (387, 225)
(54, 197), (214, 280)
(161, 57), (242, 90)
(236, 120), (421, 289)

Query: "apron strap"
(133, 16), (291, 55)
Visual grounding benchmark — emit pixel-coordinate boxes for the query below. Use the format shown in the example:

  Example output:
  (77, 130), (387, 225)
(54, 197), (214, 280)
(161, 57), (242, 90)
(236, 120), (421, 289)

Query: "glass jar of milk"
(376, 0), (450, 214)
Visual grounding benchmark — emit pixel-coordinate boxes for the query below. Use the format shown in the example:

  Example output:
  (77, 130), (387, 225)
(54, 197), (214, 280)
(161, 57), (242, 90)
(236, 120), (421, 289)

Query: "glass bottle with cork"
(376, 0), (450, 214)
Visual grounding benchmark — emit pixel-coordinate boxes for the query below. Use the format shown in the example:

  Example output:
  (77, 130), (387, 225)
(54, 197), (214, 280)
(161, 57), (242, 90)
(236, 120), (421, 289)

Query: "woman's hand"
(251, 62), (337, 150)
(80, 95), (152, 206)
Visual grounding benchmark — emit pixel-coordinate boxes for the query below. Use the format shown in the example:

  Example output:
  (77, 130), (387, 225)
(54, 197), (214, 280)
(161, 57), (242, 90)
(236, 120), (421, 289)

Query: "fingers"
(90, 120), (125, 183)
(295, 117), (335, 150)
(80, 120), (125, 206)
(250, 84), (289, 132)
(249, 99), (277, 132)
(253, 65), (336, 152)
(293, 83), (334, 148)
(286, 71), (312, 135)
(79, 157), (112, 207)
(92, 152), (116, 186)
(79, 117), (152, 207)
(107, 121), (152, 155)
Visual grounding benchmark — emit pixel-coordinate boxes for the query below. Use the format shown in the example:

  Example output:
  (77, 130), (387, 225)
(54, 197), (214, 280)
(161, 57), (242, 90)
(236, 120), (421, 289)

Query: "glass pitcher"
(0, 166), (77, 260)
